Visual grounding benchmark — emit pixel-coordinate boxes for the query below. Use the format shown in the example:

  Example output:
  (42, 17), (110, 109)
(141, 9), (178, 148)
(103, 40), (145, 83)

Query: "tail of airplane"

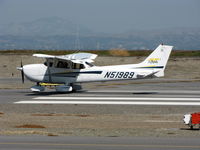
(138, 44), (173, 77)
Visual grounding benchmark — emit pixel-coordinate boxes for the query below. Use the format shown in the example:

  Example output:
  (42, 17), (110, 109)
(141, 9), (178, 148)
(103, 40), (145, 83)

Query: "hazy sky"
(0, 0), (199, 33)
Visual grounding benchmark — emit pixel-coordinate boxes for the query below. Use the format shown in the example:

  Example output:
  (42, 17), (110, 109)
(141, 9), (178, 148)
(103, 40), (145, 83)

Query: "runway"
(0, 136), (200, 150)
(1, 88), (200, 106)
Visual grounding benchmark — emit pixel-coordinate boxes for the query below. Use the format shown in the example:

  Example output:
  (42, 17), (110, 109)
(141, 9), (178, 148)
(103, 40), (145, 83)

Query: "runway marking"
(14, 96), (200, 105)
(15, 101), (200, 105)
(89, 90), (200, 94)
(34, 96), (200, 101)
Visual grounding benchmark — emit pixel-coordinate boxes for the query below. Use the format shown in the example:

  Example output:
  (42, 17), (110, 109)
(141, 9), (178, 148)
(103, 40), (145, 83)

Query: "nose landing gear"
(30, 82), (45, 92)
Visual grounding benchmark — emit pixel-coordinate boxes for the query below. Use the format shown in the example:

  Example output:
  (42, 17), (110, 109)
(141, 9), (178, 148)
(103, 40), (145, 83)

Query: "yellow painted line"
(0, 142), (200, 148)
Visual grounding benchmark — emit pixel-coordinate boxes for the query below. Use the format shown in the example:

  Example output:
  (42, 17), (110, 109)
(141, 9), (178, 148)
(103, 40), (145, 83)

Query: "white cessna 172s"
(17, 44), (173, 92)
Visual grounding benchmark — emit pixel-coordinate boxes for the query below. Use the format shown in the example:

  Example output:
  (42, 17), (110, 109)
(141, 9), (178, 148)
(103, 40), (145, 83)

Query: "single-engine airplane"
(17, 44), (173, 92)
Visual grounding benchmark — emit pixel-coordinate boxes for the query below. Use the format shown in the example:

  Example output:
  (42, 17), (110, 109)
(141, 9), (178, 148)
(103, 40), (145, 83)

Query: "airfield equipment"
(183, 112), (200, 129)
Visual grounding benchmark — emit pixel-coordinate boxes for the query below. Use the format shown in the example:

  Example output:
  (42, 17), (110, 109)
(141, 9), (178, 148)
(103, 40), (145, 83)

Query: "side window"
(57, 61), (64, 68)
(72, 63), (76, 69)
(64, 62), (69, 69)
(72, 63), (85, 69)
(57, 61), (70, 68)
(80, 64), (84, 69)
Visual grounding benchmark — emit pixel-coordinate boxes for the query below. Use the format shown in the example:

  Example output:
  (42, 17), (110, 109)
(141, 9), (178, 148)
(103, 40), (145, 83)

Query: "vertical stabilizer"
(139, 44), (173, 77)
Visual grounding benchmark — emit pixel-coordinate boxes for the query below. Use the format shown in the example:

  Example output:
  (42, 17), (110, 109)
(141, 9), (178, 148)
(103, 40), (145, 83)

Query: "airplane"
(17, 44), (173, 92)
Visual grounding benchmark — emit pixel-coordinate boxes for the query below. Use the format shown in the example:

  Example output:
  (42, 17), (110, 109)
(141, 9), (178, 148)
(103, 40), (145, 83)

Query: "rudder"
(139, 44), (173, 77)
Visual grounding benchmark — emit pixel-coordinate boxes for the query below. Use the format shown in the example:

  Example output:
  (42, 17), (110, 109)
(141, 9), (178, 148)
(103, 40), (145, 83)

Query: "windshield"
(44, 61), (53, 67)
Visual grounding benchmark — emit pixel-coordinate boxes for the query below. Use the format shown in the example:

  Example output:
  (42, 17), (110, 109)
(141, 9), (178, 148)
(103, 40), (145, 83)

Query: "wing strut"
(47, 59), (52, 83)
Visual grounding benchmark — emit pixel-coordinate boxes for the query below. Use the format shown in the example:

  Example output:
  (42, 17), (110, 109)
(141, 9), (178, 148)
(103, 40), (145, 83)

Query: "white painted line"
(34, 97), (200, 101)
(89, 90), (200, 94)
(14, 101), (200, 105)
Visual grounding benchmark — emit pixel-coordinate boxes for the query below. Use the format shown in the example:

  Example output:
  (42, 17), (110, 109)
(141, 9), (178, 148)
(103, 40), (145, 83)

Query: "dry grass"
(109, 49), (130, 57)
(47, 133), (58, 136)
(0, 112), (4, 117)
(15, 124), (46, 128)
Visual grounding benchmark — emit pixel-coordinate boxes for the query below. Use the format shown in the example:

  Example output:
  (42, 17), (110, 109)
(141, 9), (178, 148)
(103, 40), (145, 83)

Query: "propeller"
(21, 60), (24, 83)
(17, 60), (25, 83)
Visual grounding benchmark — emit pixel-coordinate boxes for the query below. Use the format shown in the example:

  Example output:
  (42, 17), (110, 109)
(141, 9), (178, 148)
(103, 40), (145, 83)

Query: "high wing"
(33, 52), (98, 64)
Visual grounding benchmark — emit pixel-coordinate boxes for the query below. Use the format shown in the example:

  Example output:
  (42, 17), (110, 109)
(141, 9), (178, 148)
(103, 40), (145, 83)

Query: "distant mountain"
(0, 17), (200, 50)
(115, 27), (200, 50)
(0, 17), (93, 36)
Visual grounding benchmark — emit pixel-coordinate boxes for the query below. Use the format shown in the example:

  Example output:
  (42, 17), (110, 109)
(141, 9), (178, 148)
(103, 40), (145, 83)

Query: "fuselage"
(23, 63), (155, 84)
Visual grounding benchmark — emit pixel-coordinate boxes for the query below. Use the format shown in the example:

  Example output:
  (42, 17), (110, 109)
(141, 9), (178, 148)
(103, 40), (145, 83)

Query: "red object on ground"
(191, 112), (200, 124)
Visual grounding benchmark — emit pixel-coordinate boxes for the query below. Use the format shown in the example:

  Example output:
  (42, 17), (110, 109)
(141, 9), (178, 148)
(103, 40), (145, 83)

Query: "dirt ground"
(0, 104), (200, 137)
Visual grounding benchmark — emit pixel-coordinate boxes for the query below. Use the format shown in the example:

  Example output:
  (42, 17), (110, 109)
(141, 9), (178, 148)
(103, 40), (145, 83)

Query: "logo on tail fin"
(148, 58), (161, 64)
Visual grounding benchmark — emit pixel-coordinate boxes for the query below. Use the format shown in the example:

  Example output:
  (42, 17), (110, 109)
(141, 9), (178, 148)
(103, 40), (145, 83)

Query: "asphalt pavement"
(0, 136), (200, 150)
